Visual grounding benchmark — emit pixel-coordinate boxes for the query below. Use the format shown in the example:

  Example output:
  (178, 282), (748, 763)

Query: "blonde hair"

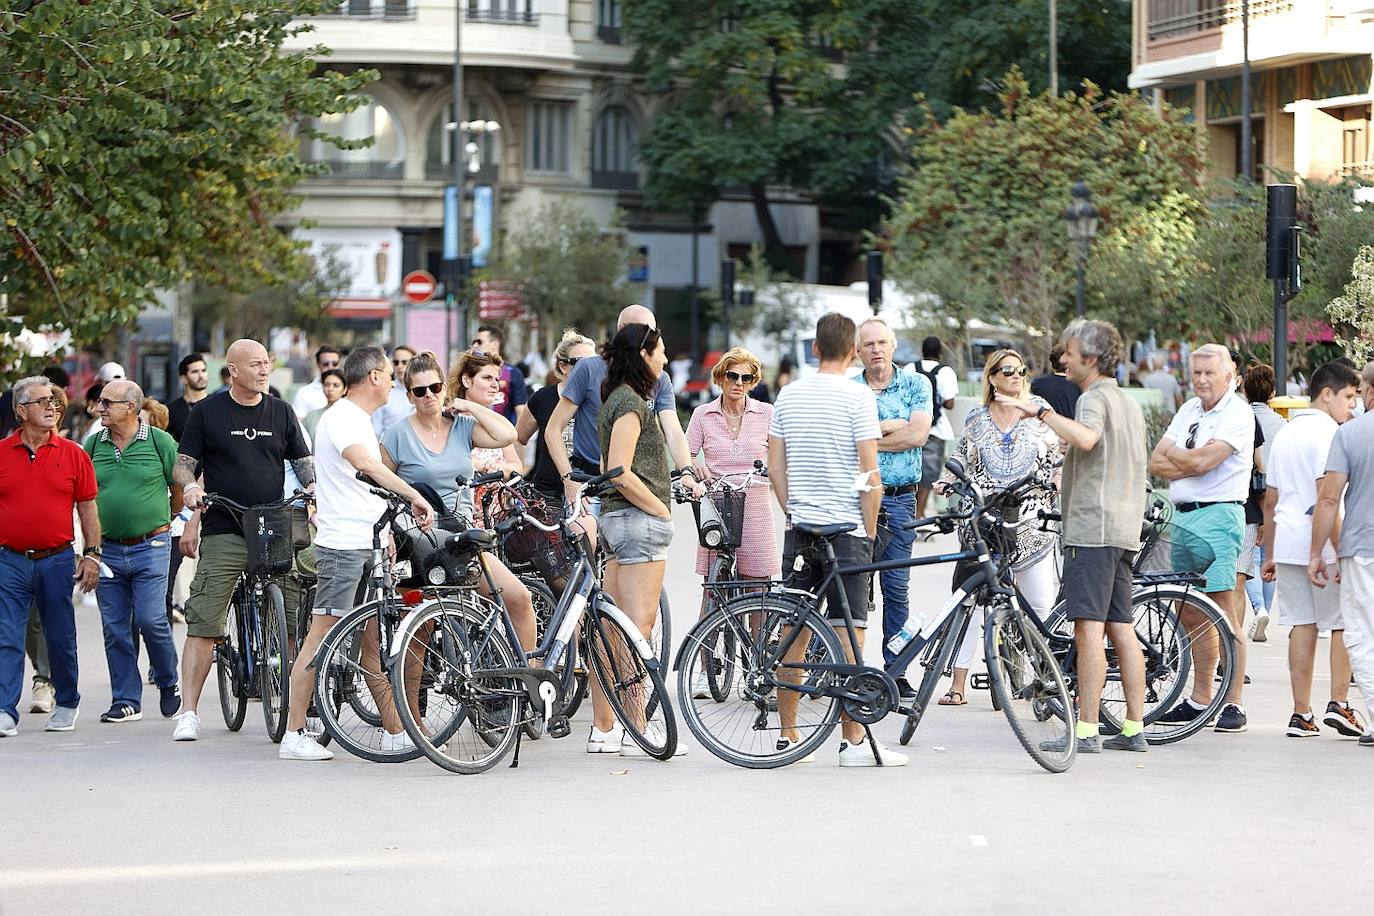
(1190, 343), (1235, 374)
(553, 329), (597, 381)
(140, 398), (169, 430)
(982, 348), (1030, 406)
(711, 347), (763, 387)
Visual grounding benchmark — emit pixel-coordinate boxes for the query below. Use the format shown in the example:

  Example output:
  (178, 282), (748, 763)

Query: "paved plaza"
(2, 502), (1370, 915)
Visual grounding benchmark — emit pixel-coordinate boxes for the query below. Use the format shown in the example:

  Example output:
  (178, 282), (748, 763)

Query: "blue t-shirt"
(380, 415), (476, 517)
(562, 357), (674, 464)
(852, 368), (932, 488)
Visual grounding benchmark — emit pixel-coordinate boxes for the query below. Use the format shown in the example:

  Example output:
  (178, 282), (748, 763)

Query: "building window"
(1147, 1), (1293, 41)
(425, 98), (501, 180)
(525, 100), (573, 175)
(597, 0), (622, 42)
(317, 1), (417, 19)
(466, 1), (536, 25)
(300, 97), (406, 179)
(591, 106), (638, 188)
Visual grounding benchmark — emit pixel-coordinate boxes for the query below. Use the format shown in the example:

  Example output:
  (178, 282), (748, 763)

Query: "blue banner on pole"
(472, 185), (493, 269)
(443, 185), (459, 261)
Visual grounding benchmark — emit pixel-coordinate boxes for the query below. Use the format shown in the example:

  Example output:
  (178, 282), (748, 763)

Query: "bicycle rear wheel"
(313, 602), (424, 763)
(216, 594), (248, 732)
(588, 599), (677, 759)
(390, 597), (523, 774)
(678, 594), (843, 768)
(985, 599), (1076, 773)
(259, 584), (291, 744)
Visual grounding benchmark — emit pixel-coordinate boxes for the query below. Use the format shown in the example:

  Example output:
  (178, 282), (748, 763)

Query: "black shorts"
(782, 529), (873, 627)
(1062, 546), (1135, 624)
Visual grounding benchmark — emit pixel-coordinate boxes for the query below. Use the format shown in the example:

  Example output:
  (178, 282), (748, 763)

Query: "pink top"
(686, 396), (778, 578)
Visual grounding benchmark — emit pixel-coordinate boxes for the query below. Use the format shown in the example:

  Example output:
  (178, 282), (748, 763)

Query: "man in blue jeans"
(0, 376), (101, 737)
(85, 379), (183, 723)
(853, 319), (932, 698)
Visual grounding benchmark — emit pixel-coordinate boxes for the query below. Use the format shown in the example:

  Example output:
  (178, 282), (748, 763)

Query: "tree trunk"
(749, 182), (792, 276)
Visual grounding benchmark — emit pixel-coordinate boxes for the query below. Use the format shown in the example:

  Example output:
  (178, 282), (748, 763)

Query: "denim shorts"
(312, 546), (373, 616)
(599, 507), (674, 565)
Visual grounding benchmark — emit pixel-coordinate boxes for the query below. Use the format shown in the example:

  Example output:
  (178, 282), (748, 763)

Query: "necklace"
(721, 401), (746, 455)
(414, 417), (447, 444)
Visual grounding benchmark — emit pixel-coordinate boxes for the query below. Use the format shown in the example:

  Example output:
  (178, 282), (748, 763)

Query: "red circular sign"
(402, 269), (437, 304)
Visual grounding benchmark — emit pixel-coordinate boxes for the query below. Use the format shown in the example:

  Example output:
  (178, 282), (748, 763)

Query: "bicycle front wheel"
(985, 599), (1076, 773)
(703, 553), (739, 703)
(588, 600), (677, 759)
(678, 594), (843, 768)
(390, 597), (523, 775)
(259, 584), (291, 744)
(216, 594), (248, 731)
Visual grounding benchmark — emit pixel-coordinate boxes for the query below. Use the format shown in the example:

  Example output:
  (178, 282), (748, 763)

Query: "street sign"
(478, 280), (526, 320)
(402, 269), (438, 304)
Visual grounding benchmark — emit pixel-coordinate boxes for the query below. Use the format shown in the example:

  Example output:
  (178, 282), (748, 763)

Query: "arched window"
(299, 96), (405, 179)
(591, 106), (638, 189)
(425, 98), (502, 180)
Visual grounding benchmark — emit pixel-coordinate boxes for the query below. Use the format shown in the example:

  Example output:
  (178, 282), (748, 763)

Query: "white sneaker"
(691, 674), (712, 700)
(172, 710), (201, 741)
(0, 712), (17, 737)
(620, 727), (688, 758)
(379, 729), (415, 752)
(280, 729), (334, 761)
(775, 736), (816, 763)
(838, 738), (908, 767)
(1249, 609), (1270, 643)
(586, 725), (623, 753)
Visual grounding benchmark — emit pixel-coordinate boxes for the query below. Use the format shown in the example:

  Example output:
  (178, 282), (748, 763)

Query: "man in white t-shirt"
(279, 345), (434, 762)
(290, 344), (341, 418)
(770, 312), (905, 767)
(910, 336), (959, 517)
(1262, 361), (1365, 738)
(1149, 344), (1255, 733)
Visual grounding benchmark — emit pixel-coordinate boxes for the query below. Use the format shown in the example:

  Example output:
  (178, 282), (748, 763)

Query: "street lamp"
(450, 119), (501, 175)
(1064, 180), (1099, 318)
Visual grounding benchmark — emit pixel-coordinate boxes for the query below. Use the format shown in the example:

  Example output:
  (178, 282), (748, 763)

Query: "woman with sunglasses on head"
(933, 349), (1061, 706)
(682, 348), (776, 697)
(519, 330), (597, 503)
(446, 349), (525, 484)
(379, 351), (538, 652)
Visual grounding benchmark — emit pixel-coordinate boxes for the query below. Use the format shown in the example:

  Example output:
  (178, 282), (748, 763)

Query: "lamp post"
(443, 115), (499, 360)
(1064, 180), (1100, 318)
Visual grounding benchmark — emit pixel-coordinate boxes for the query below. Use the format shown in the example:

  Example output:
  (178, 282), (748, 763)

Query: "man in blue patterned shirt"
(854, 318), (933, 695)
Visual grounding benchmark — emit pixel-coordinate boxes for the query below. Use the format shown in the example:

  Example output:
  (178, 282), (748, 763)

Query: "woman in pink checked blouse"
(684, 347), (780, 582)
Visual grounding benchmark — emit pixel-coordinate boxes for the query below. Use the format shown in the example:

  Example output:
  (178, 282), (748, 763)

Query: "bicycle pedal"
(546, 715), (571, 739)
(970, 673), (990, 690)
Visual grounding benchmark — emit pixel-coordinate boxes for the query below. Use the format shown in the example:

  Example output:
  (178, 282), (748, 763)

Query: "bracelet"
(1035, 404), (1050, 420)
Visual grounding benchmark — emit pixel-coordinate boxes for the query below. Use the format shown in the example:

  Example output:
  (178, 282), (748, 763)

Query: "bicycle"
(676, 459), (1077, 772)
(387, 467), (680, 774)
(203, 491), (312, 744)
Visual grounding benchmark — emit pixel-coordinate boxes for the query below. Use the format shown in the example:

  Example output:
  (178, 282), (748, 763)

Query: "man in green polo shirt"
(85, 380), (183, 722)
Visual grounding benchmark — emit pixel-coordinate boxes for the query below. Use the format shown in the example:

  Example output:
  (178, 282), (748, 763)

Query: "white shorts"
(1275, 563), (1342, 630)
(1340, 556), (1374, 650)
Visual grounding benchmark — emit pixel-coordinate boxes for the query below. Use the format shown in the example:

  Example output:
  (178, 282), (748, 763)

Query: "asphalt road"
(3, 501), (1371, 915)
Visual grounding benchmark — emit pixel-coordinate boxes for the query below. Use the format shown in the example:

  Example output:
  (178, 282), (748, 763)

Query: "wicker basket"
(693, 488), (746, 550)
(243, 504), (310, 577)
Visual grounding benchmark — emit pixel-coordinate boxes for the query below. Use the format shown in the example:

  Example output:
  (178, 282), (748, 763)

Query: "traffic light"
(867, 251), (883, 309)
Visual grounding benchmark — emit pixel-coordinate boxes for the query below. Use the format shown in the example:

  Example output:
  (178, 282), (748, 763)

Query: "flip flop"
(939, 691), (966, 706)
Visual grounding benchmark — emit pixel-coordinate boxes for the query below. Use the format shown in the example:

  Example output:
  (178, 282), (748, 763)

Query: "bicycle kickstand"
(862, 724), (884, 767)
(509, 721), (523, 768)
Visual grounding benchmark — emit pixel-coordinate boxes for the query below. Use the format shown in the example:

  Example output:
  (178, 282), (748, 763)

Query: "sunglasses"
(724, 370), (757, 384)
(410, 382), (444, 398)
(392, 357), (411, 367)
(21, 396), (62, 408)
(559, 356), (583, 367)
(1185, 421), (1200, 449)
(96, 398), (135, 409)
(996, 366), (1029, 378)
(319, 360), (339, 369)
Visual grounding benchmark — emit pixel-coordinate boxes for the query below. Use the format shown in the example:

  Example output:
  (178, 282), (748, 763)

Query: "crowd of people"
(4, 307), (1374, 769)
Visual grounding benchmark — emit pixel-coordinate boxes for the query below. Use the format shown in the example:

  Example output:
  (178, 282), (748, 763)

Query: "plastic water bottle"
(886, 613), (928, 656)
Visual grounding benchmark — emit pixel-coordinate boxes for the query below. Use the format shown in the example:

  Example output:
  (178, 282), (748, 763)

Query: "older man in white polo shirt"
(1148, 343), (1256, 733)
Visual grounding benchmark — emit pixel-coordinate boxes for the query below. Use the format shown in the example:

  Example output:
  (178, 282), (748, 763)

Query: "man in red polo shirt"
(0, 376), (101, 737)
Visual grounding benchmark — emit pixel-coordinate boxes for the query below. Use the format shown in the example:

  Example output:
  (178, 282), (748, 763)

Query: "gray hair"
(1190, 343), (1235, 374)
(1059, 319), (1122, 376)
(1362, 361), (1374, 389)
(11, 376), (52, 416)
(857, 317), (896, 345)
(343, 344), (388, 387)
(109, 379), (145, 405)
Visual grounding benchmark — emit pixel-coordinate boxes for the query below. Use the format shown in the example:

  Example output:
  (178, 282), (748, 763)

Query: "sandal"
(939, 691), (966, 706)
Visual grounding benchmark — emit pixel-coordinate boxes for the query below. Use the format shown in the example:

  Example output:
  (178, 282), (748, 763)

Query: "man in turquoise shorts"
(1149, 344), (1256, 733)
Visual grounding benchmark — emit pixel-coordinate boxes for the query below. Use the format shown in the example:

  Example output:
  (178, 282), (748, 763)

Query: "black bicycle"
(677, 459), (1077, 772)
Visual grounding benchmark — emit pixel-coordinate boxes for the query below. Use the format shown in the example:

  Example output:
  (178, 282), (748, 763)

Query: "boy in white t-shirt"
(1260, 360), (1365, 738)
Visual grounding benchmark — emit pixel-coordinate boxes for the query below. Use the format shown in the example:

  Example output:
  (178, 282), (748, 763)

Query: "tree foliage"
(1328, 246), (1374, 366)
(0, 0), (374, 377)
(881, 70), (1204, 365)
(493, 199), (640, 338)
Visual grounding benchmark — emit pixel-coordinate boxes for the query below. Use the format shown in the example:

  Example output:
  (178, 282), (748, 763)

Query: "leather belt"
(105, 524), (171, 546)
(883, 484), (918, 497)
(2, 543), (73, 560)
(1175, 500), (1242, 513)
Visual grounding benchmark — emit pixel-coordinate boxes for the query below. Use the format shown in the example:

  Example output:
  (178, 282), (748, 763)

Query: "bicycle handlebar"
(201, 490), (311, 514)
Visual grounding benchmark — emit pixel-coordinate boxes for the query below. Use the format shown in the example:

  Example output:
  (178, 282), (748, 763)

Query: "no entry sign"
(402, 270), (437, 304)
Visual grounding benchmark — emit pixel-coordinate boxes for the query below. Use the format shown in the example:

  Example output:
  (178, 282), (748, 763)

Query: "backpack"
(914, 361), (949, 426)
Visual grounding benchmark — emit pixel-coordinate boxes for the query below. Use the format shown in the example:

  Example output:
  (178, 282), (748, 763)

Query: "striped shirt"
(769, 373), (881, 534)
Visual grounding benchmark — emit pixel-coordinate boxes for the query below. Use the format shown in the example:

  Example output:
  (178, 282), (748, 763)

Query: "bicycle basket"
(693, 488), (746, 550)
(494, 490), (577, 580)
(243, 504), (310, 577)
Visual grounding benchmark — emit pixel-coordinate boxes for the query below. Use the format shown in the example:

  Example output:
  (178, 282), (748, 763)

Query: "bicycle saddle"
(443, 529), (497, 553)
(793, 522), (857, 538)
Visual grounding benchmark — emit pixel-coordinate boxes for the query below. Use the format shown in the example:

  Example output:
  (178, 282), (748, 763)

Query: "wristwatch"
(82, 546), (102, 559)
(1035, 404), (1051, 420)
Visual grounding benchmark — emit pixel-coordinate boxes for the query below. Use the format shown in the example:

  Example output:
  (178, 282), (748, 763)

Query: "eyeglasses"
(95, 398), (135, 409)
(372, 367), (394, 381)
(1185, 421), (1200, 449)
(558, 356), (583, 367)
(724, 371), (757, 384)
(20, 396), (62, 408)
(996, 366), (1029, 378)
(410, 382), (444, 398)
(466, 347), (488, 359)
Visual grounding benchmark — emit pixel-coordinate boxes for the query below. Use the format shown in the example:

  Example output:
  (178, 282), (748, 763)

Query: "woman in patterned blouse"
(935, 349), (1061, 706)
